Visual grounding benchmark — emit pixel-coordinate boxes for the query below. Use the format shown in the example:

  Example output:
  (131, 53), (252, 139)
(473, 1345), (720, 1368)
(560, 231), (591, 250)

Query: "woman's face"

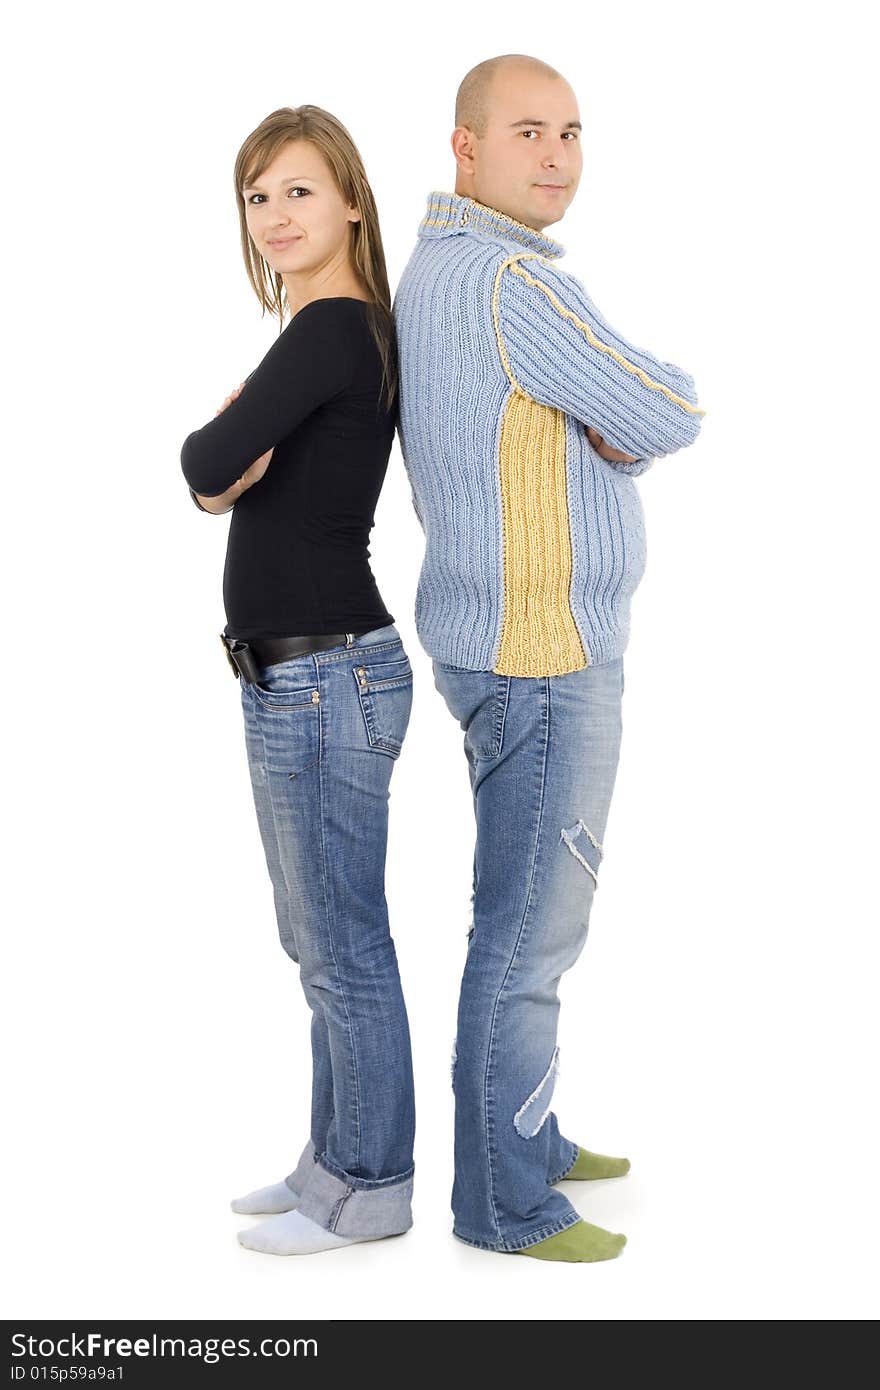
(243, 139), (359, 278)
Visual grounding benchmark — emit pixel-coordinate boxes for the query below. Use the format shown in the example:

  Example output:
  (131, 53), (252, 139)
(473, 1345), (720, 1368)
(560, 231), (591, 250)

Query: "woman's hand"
(239, 446), (274, 489)
(215, 382), (248, 416)
(216, 382), (275, 491)
(585, 425), (639, 465)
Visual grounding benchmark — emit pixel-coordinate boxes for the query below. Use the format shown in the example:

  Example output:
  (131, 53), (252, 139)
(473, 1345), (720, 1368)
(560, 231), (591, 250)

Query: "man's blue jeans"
(432, 655), (625, 1252)
(240, 625), (416, 1240)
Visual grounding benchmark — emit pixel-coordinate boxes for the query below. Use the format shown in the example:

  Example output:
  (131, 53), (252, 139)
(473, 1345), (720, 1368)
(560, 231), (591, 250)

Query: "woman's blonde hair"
(234, 106), (397, 413)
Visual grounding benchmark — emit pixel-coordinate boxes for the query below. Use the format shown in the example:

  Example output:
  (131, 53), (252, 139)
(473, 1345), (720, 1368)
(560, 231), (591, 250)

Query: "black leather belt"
(220, 630), (367, 683)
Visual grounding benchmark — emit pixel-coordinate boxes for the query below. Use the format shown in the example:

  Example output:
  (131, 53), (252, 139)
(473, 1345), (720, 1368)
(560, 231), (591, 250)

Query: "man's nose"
(542, 141), (569, 167)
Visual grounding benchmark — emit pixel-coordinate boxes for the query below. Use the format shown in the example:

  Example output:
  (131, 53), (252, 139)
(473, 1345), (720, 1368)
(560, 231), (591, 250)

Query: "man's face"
(462, 69), (583, 231)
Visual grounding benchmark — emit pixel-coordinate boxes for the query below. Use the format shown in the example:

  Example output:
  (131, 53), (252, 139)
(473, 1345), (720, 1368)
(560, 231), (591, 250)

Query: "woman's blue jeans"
(240, 624), (415, 1240)
(432, 656), (625, 1252)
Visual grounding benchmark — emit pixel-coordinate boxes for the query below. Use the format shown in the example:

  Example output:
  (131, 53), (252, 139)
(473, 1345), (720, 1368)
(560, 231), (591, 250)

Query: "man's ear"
(451, 126), (477, 174)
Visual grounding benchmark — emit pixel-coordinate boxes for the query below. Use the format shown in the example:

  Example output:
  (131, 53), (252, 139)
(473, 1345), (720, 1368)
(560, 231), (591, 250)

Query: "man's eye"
(562, 131), (579, 140)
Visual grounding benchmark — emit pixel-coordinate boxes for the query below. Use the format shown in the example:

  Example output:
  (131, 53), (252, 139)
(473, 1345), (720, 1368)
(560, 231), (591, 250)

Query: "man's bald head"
(450, 54), (582, 233)
(455, 54), (566, 138)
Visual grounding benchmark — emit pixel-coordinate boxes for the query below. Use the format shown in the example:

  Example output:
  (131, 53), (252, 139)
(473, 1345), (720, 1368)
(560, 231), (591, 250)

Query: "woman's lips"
(267, 236), (300, 249)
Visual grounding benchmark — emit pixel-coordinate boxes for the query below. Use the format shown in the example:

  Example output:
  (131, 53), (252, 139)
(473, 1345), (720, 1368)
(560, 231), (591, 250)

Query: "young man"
(392, 54), (704, 1261)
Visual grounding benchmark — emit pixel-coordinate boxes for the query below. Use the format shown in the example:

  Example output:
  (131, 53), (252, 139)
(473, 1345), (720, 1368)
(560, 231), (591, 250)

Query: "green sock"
(561, 1145), (631, 1181)
(516, 1220), (627, 1263)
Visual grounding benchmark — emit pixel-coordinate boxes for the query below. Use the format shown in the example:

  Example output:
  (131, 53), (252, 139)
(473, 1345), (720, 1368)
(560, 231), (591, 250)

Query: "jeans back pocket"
(432, 663), (510, 761)
(352, 653), (413, 759)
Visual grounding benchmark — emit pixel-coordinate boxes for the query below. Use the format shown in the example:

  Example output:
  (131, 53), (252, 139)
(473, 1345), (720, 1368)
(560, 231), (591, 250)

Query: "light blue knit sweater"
(392, 191), (704, 677)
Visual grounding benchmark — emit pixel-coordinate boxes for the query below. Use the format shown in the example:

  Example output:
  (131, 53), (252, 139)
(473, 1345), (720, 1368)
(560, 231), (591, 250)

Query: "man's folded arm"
(496, 256), (705, 469)
(179, 303), (353, 498)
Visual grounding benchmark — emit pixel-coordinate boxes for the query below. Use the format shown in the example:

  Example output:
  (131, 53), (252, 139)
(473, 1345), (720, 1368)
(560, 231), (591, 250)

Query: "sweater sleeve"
(180, 301), (355, 497)
(496, 256), (704, 467)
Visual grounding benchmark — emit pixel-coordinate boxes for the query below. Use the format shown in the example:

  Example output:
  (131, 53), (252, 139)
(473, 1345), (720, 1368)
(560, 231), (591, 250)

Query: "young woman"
(180, 106), (415, 1257)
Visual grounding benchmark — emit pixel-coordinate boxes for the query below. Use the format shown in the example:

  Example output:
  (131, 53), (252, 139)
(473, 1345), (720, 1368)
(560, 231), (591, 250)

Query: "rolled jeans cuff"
(284, 1139), (317, 1195)
(296, 1155), (414, 1238)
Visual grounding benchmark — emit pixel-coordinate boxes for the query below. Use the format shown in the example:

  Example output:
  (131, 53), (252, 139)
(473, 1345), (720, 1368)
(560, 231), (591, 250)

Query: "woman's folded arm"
(180, 300), (354, 497)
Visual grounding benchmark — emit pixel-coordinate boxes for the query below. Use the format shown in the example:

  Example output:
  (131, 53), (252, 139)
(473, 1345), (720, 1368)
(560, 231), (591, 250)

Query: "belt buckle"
(220, 632), (241, 678)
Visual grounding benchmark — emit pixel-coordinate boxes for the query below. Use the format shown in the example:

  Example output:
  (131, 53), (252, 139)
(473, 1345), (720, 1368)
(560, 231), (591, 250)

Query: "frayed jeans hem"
(452, 1208), (583, 1253)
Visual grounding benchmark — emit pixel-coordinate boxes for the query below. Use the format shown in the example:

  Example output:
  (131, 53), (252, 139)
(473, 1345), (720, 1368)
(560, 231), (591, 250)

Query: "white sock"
(230, 1179), (299, 1216)
(237, 1209), (358, 1255)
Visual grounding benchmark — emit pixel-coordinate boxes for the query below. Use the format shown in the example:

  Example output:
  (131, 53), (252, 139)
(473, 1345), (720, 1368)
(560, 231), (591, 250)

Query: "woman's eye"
(521, 129), (538, 139)
(246, 188), (309, 204)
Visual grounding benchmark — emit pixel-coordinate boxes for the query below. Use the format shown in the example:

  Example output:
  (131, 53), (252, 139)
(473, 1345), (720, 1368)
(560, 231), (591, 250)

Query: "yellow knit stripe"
(492, 254), (524, 390)
(490, 255), (586, 676)
(494, 392), (587, 677)
(505, 255), (706, 416)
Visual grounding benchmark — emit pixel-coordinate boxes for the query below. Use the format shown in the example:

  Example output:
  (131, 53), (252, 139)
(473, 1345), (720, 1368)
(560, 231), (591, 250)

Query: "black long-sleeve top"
(180, 297), (395, 640)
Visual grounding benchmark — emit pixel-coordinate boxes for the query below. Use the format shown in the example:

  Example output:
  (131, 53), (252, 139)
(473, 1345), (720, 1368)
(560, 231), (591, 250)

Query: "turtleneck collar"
(418, 190), (565, 259)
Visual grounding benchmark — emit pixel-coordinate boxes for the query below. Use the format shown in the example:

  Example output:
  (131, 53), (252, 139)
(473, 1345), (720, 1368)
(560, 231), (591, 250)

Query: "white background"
(3, 0), (877, 1322)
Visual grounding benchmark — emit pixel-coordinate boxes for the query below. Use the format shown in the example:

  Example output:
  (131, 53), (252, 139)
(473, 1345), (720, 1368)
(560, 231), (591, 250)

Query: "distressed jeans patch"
(513, 1046), (560, 1139)
(560, 819), (604, 884)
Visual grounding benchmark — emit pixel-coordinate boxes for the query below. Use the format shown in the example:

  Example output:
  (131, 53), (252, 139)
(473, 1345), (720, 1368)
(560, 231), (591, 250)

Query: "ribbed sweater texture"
(392, 191), (705, 676)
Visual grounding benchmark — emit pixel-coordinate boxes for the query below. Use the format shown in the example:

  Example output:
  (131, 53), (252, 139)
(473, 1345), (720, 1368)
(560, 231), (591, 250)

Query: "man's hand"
(194, 383), (274, 511)
(585, 425), (639, 465)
